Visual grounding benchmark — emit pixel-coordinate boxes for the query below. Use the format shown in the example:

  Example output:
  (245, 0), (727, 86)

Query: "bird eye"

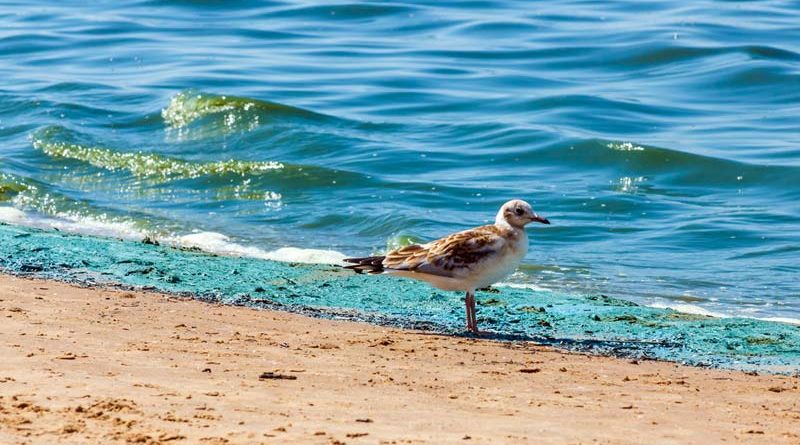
(514, 208), (524, 216)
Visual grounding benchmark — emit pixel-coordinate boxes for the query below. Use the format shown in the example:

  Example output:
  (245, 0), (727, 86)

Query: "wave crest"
(31, 126), (284, 181)
(161, 90), (320, 129)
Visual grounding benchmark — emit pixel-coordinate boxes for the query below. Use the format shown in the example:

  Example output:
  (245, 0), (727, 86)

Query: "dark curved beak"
(530, 214), (550, 225)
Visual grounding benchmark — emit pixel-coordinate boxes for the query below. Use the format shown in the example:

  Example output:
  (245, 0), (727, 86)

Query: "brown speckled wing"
(383, 225), (507, 277)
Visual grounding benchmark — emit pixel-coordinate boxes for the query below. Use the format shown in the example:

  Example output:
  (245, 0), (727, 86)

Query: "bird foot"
(465, 328), (492, 337)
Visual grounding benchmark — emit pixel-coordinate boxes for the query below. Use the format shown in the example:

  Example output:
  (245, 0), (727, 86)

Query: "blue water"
(1, 1), (799, 357)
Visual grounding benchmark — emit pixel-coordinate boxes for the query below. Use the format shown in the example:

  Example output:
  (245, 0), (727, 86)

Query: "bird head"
(496, 199), (550, 229)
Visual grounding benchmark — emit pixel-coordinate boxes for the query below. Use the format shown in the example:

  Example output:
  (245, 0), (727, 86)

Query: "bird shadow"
(178, 291), (682, 363)
(413, 329), (678, 355)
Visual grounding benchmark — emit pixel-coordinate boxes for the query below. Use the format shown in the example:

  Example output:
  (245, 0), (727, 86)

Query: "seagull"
(344, 199), (550, 333)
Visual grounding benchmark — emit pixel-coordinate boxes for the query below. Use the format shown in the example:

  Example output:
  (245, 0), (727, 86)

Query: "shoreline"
(1, 274), (798, 444)
(2, 221), (799, 372)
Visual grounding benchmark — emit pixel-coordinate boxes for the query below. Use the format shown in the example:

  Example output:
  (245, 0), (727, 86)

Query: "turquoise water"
(1, 2), (799, 368)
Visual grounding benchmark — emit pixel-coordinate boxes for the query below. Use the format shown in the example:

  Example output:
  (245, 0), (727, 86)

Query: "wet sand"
(0, 274), (798, 444)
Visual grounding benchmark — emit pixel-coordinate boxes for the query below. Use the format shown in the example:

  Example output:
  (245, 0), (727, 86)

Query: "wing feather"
(383, 225), (506, 277)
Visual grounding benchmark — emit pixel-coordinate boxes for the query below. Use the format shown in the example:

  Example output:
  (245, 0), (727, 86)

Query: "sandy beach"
(0, 274), (798, 445)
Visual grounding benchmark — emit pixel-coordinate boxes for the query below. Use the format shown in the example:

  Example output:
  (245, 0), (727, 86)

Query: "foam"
(496, 281), (550, 292)
(607, 141), (645, 151)
(0, 206), (27, 224)
(647, 302), (727, 318)
(164, 232), (346, 265)
(647, 301), (800, 325)
(758, 317), (800, 325)
(0, 207), (346, 266)
(0, 206), (146, 240)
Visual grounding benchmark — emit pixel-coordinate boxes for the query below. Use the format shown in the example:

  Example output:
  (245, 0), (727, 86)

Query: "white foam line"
(758, 317), (800, 325)
(0, 206), (347, 265)
(647, 302), (728, 318)
(163, 231), (346, 265)
(647, 301), (800, 325)
(495, 281), (550, 292)
(0, 206), (146, 240)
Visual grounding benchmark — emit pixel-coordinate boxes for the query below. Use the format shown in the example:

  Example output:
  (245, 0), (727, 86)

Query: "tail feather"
(343, 255), (386, 274)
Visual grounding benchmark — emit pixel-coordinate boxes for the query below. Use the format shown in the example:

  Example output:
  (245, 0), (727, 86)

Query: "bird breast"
(470, 229), (528, 289)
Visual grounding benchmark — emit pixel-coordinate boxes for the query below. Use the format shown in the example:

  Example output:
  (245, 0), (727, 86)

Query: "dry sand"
(0, 274), (798, 445)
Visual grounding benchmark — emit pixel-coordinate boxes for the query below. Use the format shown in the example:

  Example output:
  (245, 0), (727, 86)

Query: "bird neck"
(494, 210), (509, 227)
(494, 216), (524, 233)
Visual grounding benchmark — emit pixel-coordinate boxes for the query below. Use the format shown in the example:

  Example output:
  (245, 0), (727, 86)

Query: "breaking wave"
(0, 206), (346, 265)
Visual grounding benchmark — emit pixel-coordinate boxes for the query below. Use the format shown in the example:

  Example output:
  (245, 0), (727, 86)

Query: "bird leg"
(464, 292), (472, 331)
(470, 291), (479, 333)
(465, 292), (473, 331)
(465, 291), (478, 333)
